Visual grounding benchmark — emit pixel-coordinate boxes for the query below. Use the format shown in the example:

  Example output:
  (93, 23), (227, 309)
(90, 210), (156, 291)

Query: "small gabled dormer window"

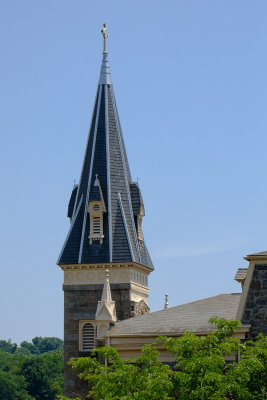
(88, 176), (106, 245)
(88, 202), (105, 244)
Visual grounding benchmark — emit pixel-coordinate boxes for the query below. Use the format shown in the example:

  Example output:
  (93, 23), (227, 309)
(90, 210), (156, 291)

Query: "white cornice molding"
(59, 262), (152, 274)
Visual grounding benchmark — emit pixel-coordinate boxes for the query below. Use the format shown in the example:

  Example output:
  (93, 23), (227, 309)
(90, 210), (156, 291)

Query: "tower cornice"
(59, 262), (153, 275)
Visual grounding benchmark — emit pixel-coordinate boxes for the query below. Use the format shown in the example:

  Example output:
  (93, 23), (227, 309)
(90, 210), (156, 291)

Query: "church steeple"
(57, 25), (153, 270)
(59, 25), (153, 397)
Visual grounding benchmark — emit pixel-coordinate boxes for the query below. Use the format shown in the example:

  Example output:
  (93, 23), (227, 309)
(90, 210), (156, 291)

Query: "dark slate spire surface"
(89, 176), (105, 205)
(57, 49), (153, 270)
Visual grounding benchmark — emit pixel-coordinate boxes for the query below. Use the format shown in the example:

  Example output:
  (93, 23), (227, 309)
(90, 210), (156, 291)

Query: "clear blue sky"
(1, 1), (267, 343)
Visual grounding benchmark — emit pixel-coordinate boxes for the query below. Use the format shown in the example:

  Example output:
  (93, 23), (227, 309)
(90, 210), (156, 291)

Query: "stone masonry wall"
(63, 283), (131, 397)
(242, 264), (267, 340)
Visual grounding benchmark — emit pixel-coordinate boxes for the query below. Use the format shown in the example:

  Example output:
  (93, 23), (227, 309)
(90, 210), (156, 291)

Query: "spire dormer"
(88, 176), (106, 244)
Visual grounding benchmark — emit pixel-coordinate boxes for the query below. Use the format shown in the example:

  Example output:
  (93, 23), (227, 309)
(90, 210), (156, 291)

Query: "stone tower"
(57, 25), (154, 395)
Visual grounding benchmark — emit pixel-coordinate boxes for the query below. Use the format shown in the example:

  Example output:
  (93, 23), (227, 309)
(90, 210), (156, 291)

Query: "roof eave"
(106, 325), (251, 338)
(244, 255), (267, 261)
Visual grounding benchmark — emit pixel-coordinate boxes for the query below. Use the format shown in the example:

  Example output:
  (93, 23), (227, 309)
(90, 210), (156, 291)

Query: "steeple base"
(62, 263), (151, 396)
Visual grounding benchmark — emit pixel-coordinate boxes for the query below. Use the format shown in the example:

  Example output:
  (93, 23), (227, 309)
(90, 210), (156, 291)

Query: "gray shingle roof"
(247, 250), (267, 257)
(67, 185), (78, 218)
(130, 183), (142, 215)
(89, 185), (102, 202)
(89, 177), (106, 210)
(57, 53), (153, 270)
(106, 293), (241, 337)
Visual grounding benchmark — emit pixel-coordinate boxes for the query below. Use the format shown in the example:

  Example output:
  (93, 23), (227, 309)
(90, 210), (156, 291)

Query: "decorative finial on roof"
(95, 268), (117, 322)
(105, 269), (109, 280)
(94, 174), (99, 186)
(101, 23), (109, 54)
(98, 24), (112, 85)
(164, 293), (169, 310)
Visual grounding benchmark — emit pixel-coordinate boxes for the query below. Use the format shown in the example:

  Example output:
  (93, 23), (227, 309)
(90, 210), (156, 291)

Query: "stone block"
(255, 265), (267, 271)
(255, 298), (267, 306)
(251, 280), (261, 290)
(63, 282), (132, 395)
(243, 264), (267, 339)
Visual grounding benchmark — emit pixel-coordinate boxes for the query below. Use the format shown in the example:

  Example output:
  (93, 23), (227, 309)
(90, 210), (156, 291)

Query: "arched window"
(82, 323), (95, 351)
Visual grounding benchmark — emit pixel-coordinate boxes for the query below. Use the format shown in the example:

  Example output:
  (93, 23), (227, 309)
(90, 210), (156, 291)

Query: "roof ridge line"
(118, 193), (134, 261)
(57, 194), (83, 264)
(72, 87), (99, 216)
(105, 85), (113, 262)
(110, 86), (141, 263)
(78, 85), (103, 263)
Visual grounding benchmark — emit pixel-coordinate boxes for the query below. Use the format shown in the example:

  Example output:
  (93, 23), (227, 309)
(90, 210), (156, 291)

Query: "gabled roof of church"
(67, 184), (78, 218)
(106, 294), (242, 337)
(58, 33), (153, 269)
(247, 250), (267, 256)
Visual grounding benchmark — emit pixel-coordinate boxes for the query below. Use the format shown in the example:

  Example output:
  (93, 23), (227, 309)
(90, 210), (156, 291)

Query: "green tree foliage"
(60, 318), (267, 400)
(21, 350), (64, 400)
(21, 340), (38, 354)
(0, 351), (33, 399)
(0, 339), (17, 354)
(0, 370), (33, 400)
(21, 336), (63, 355)
(0, 337), (64, 399)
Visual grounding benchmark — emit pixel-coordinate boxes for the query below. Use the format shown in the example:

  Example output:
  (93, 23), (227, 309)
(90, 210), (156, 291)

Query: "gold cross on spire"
(101, 23), (109, 54)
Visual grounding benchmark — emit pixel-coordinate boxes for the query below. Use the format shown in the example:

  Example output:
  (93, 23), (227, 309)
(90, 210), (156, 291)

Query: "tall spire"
(57, 24), (153, 270)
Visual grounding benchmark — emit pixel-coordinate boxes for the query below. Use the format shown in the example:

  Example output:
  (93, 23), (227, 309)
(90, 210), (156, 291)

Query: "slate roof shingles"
(106, 293), (241, 336)
(58, 56), (153, 269)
